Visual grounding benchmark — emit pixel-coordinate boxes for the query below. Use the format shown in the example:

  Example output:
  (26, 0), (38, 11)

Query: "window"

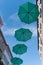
(37, 21), (39, 28)
(40, 23), (41, 29)
(0, 42), (5, 48)
(6, 49), (12, 59)
(40, 38), (42, 44)
(40, 8), (42, 17)
(3, 55), (9, 65)
(0, 49), (2, 58)
(40, 14), (42, 17)
(0, 49), (2, 56)
(40, 23), (42, 33)
(40, 53), (42, 57)
(38, 31), (40, 37)
(0, 49), (2, 54)
(40, 30), (41, 33)
(0, 35), (2, 41)
(40, 0), (42, 3)
(40, 46), (42, 51)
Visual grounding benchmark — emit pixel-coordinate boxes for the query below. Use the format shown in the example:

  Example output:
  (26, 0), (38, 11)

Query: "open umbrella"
(11, 57), (23, 65)
(15, 28), (32, 41)
(18, 2), (39, 24)
(13, 44), (27, 55)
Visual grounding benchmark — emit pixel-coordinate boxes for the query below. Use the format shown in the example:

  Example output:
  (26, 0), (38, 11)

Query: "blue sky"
(0, 0), (42, 65)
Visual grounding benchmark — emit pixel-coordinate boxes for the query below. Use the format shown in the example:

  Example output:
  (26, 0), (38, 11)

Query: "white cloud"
(7, 12), (26, 29)
(0, 11), (4, 18)
(32, 28), (37, 36)
(0, 11), (6, 26)
(3, 12), (37, 37)
(2, 26), (37, 37)
(2, 27), (17, 36)
(22, 25), (37, 37)
(29, 27), (37, 36)
(9, 12), (18, 20)
(9, 12), (21, 23)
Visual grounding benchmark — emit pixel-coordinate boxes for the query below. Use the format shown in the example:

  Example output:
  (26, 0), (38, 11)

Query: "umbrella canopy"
(18, 2), (39, 24)
(11, 57), (23, 65)
(15, 28), (32, 41)
(13, 44), (27, 55)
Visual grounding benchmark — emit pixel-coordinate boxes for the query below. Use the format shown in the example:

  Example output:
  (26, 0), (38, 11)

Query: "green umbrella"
(15, 28), (32, 41)
(11, 57), (23, 65)
(18, 2), (39, 24)
(13, 44), (27, 55)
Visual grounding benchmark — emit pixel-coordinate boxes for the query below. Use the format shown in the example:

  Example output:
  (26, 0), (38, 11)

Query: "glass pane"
(3, 55), (9, 65)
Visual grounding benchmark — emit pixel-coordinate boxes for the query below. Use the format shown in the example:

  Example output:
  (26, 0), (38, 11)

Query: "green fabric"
(15, 28), (32, 41)
(11, 57), (23, 65)
(13, 44), (27, 55)
(18, 2), (39, 24)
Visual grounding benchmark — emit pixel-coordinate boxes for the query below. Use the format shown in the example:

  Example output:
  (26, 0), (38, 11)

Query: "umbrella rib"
(29, 6), (37, 13)
(21, 6), (28, 12)
(28, 7), (38, 20)
(29, 13), (34, 21)
(21, 5), (37, 22)
(22, 13), (29, 20)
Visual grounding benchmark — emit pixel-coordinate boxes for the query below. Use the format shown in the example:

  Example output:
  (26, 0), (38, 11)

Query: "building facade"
(0, 17), (13, 65)
(36, 0), (43, 65)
